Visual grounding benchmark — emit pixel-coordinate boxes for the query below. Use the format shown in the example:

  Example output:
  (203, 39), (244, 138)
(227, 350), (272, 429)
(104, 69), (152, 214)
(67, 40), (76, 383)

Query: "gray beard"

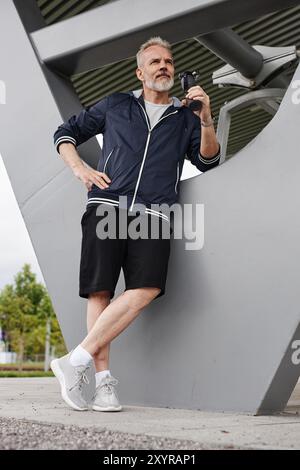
(144, 76), (174, 92)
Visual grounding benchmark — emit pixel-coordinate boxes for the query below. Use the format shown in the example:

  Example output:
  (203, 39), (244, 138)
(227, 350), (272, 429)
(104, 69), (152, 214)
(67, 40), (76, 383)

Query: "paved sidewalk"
(0, 378), (299, 449)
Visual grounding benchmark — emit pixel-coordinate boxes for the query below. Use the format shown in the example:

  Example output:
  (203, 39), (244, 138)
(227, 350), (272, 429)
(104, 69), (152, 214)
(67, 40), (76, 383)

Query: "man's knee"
(88, 290), (111, 302)
(125, 287), (161, 310)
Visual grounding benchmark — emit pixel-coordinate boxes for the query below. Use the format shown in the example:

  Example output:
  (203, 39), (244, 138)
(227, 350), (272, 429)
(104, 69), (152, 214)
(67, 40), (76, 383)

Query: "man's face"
(136, 45), (175, 92)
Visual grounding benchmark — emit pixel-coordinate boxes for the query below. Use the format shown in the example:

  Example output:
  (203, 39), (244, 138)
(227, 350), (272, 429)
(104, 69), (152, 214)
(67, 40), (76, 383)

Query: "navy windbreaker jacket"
(53, 89), (220, 223)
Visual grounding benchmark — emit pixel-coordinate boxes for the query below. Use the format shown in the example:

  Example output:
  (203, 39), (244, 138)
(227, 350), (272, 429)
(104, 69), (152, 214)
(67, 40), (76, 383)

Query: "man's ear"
(136, 67), (143, 82)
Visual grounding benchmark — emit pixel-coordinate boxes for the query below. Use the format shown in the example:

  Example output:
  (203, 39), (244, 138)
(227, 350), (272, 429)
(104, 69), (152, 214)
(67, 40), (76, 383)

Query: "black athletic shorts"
(79, 203), (172, 300)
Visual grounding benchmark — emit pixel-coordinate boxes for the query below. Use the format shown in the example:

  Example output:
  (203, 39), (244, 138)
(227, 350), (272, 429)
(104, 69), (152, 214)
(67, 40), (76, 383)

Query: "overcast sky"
(0, 137), (200, 292)
(0, 154), (45, 290)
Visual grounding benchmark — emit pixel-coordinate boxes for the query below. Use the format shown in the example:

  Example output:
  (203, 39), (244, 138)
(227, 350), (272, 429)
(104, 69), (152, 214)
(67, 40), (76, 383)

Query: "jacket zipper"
(175, 162), (180, 194)
(129, 103), (178, 213)
(103, 147), (115, 174)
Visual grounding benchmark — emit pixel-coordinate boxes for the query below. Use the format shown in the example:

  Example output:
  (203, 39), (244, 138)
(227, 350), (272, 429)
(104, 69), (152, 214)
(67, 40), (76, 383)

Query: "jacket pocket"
(174, 162), (180, 194)
(103, 146), (118, 176)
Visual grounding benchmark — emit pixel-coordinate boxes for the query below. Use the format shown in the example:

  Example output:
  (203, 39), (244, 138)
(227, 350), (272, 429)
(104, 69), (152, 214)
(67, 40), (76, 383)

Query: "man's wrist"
(70, 161), (84, 172)
(201, 116), (215, 127)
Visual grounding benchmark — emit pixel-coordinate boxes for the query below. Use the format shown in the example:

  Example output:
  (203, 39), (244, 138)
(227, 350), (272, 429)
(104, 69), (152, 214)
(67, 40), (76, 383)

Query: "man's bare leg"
(50, 287), (160, 411)
(86, 291), (111, 372)
(81, 287), (161, 356)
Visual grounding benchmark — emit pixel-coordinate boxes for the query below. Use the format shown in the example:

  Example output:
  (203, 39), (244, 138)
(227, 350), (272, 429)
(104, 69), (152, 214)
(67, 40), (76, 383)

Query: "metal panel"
(37, 0), (116, 25)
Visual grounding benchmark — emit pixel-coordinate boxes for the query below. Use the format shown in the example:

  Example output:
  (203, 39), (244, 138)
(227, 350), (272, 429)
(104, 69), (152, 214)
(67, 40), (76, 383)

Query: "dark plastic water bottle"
(178, 71), (202, 112)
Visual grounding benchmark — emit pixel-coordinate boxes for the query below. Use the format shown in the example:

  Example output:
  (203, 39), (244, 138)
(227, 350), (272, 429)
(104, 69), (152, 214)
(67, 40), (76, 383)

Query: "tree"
(0, 263), (67, 369)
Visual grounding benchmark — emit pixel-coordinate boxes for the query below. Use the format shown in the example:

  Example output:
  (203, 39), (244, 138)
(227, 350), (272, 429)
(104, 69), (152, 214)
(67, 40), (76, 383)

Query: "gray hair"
(136, 37), (172, 68)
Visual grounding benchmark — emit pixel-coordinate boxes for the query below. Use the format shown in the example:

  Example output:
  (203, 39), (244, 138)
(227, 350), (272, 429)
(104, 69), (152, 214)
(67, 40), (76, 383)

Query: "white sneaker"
(92, 375), (122, 412)
(50, 351), (92, 411)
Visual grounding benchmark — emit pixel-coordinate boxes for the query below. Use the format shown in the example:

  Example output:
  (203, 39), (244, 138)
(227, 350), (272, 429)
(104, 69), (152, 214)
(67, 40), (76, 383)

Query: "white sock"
(95, 370), (111, 387)
(69, 344), (93, 367)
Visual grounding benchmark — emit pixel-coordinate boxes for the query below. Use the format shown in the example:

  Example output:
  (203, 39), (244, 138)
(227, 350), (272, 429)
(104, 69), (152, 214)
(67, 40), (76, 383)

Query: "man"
(51, 37), (220, 412)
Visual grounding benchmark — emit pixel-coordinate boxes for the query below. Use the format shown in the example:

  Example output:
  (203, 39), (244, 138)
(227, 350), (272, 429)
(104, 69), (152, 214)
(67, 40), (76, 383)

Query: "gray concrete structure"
(0, 0), (300, 414)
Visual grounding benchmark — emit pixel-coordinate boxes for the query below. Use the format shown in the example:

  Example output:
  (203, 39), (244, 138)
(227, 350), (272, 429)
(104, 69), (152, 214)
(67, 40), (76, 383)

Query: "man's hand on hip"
(57, 142), (111, 191)
(73, 165), (111, 191)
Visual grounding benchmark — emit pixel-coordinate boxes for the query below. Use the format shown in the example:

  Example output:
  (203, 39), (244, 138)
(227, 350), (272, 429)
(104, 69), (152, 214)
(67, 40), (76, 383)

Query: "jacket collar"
(130, 89), (182, 108)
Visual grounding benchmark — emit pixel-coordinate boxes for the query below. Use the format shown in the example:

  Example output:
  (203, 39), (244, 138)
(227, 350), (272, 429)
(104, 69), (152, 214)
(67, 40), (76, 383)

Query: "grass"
(0, 362), (54, 377)
(0, 371), (54, 378)
(0, 362), (45, 370)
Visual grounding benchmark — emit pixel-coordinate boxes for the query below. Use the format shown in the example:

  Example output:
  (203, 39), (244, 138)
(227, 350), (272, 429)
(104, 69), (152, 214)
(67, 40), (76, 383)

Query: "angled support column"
(30, 0), (300, 75)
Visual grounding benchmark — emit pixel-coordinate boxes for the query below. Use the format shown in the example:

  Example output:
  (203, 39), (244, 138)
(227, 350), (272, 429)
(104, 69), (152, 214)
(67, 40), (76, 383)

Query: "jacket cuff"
(198, 144), (220, 165)
(54, 136), (77, 154)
